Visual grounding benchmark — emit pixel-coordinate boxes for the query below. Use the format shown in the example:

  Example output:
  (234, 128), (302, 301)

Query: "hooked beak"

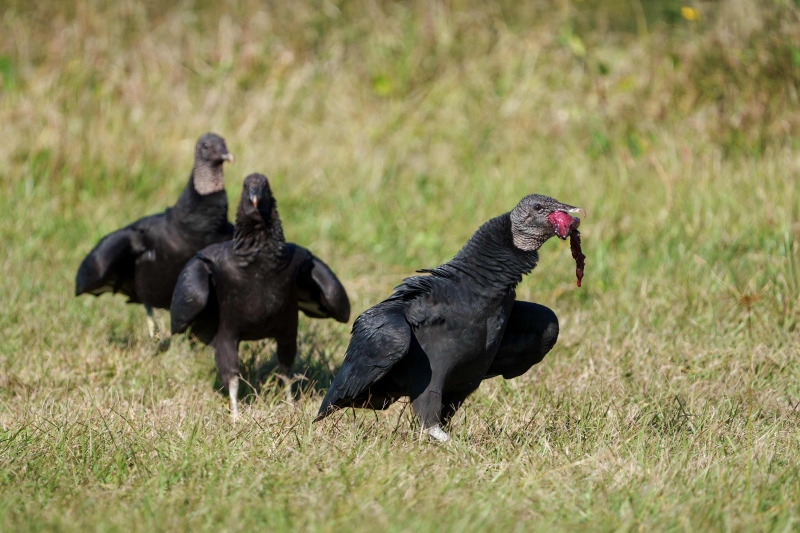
(221, 153), (235, 164)
(249, 193), (259, 208)
(548, 203), (586, 240)
(563, 205), (587, 219)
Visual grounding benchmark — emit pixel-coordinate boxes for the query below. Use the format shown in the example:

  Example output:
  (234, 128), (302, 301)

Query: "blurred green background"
(0, 0), (799, 530)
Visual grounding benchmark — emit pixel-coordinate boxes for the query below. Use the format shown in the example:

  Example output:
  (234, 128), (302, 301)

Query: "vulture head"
(233, 174), (284, 253)
(241, 173), (275, 216)
(195, 133), (234, 166)
(510, 194), (586, 252)
(193, 133), (234, 195)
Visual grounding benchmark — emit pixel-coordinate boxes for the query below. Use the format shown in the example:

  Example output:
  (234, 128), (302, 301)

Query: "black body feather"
(316, 208), (563, 430)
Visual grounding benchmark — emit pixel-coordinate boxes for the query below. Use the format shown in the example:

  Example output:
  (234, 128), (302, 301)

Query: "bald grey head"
(240, 173), (274, 215)
(509, 194), (586, 251)
(193, 133), (234, 195)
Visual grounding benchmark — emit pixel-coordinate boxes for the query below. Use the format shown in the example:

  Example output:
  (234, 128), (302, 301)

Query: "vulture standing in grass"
(75, 133), (235, 338)
(170, 173), (350, 420)
(315, 194), (586, 442)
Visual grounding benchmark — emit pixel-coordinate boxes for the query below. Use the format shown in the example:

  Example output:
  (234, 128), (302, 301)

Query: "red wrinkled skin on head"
(547, 211), (581, 240)
(570, 231), (586, 287)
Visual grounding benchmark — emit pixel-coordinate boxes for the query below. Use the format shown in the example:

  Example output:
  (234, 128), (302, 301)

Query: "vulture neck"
(192, 160), (225, 196)
(172, 168), (229, 234)
(437, 214), (539, 294)
(233, 203), (286, 265)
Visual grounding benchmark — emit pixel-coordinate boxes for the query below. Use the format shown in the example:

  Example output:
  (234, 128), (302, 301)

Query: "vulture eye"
(534, 203), (543, 211)
(203, 143), (209, 149)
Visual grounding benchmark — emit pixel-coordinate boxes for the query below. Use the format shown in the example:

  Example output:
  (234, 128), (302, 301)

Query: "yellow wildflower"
(681, 6), (698, 21)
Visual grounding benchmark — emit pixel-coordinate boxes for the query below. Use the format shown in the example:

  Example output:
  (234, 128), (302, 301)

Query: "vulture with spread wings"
(170, 173), (350, 419)
(75, 133), (235, 339)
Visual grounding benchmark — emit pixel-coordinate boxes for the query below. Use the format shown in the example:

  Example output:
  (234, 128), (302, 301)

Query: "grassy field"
(1, 0), (799, 530)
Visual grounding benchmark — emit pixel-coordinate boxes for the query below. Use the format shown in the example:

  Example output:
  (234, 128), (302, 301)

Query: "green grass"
(1, 0), (799, 530)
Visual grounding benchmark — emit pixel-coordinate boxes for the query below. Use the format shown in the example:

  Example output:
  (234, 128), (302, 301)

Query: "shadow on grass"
(105, 307), (148, 350)
(207, 333), (345, 406)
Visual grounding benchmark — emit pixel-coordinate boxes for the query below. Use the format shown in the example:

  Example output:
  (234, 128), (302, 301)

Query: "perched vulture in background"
(75, 133), (234, 338)
(170, 173), (350, 420)
(316, 194), (586, 442)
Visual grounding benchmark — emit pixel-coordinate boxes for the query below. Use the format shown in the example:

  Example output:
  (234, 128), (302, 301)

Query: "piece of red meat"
(547, 210), (580, 240)
(570, 231), (585, 287)
(547, 211), (587, 287)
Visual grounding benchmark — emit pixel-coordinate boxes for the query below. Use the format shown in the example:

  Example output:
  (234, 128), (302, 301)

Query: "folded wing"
(315, 300), (410, 420)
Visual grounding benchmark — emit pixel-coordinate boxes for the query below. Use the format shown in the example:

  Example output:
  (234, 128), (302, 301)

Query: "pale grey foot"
(145, 304), (158, 339)
(276, 363), (295, 404)
(229, 376), (239, 422)
(427, 425), (450, 443)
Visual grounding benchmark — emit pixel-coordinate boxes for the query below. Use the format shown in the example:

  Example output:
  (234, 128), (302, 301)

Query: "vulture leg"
(213, 335), (240, 420)
(275, 335), (297, 404)
(228, 376), (239, 422)
(145, 304), (158, 339)
(409, 362), (448, 442)
(485, 301), (559, 381)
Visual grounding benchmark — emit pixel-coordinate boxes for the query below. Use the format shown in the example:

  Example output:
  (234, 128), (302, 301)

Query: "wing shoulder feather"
(75, 224), (146, 297)
(289, 244), (351, 323)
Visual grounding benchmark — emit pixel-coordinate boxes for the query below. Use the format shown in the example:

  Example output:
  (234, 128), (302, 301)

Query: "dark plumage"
(316, 194), (585, 441)
(170, 173), (350, 419)
(75, 133), (235, 338)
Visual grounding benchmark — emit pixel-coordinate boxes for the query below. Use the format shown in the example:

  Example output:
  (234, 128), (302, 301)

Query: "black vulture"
(75, 133), (234, 338)
(170, 173), (350, 419)
(315, 194), (586, 442)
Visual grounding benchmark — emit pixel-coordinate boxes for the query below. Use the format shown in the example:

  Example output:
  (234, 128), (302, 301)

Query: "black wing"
(484, 301), (559, 380)
(315, 300), (411, 420)
(290, 244), (350, 323)
(170, 255), (214, 336)
(75, 225), (146, 300)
